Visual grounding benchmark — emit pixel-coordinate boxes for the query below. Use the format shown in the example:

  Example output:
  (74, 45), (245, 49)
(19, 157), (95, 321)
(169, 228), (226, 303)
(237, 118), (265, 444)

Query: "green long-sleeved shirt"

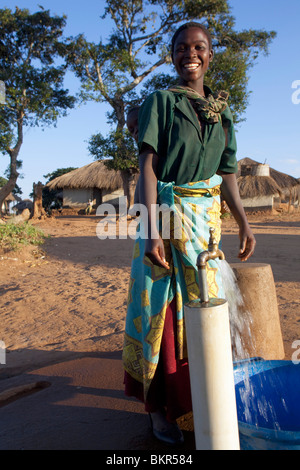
(138, 89), (238, 185)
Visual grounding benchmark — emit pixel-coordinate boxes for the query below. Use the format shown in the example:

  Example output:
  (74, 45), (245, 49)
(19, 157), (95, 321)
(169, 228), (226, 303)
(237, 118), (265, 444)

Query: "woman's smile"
(183, 63), (201, 71)
(172, 27), (213, 93)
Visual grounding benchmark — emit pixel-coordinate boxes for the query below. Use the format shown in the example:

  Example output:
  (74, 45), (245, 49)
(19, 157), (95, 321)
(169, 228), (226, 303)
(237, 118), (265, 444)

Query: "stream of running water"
(218, 259), (284, 431)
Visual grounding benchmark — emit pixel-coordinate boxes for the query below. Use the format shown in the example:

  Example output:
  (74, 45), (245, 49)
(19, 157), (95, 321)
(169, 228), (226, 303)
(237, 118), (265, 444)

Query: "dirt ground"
(0, 209), (300, 380)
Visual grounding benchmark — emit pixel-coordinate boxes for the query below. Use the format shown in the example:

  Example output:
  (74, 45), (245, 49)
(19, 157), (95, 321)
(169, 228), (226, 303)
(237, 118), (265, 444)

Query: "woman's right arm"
(139, 145), (170, 270)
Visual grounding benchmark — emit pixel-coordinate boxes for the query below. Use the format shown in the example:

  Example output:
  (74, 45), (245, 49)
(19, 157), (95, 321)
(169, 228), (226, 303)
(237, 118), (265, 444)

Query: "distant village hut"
(237, 158), (300, 211)
(270, 167), (300, 208)
(1, 193), (21, 214)
(46, 161), (124, 210)
(237, 161), (282, 211)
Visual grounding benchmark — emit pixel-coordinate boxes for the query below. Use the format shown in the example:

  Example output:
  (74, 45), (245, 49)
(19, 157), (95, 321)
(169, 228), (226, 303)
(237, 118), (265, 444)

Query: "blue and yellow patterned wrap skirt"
(123, 175), (224, 399)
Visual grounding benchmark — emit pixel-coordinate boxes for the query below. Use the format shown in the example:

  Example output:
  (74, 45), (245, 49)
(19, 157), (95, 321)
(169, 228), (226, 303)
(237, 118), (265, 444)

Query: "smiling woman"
(171, 23), (213, 96)
(123, 21), (256, 446)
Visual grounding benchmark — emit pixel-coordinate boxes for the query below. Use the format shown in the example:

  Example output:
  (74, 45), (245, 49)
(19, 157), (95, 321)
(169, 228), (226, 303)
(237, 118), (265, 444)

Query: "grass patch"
(0, 222), (47, 252)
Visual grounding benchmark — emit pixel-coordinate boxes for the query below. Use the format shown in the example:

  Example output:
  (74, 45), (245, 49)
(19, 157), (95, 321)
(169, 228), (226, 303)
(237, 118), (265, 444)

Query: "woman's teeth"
(183, 63), (200, 70)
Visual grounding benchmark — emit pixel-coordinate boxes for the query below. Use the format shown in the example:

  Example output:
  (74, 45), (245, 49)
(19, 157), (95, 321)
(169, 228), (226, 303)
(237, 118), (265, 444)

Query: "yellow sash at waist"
(173, 185), (221, 198)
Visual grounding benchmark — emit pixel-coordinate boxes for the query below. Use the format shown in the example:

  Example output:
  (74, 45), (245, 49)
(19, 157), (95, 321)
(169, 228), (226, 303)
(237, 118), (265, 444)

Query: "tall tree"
(67, 0), (276, 206)
(0, 7), (76, 213)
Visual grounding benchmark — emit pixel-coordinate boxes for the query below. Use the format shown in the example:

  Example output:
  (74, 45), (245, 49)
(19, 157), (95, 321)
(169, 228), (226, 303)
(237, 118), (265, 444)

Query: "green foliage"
(0, 177), (7, 188)
(66, 0), (232, 112)
(88, 129), (139, 171)
(0, 7), (76, 153)
(43, 167), (78, 183)
(0, 7), (76, 211)
(0, 222), (46, 251)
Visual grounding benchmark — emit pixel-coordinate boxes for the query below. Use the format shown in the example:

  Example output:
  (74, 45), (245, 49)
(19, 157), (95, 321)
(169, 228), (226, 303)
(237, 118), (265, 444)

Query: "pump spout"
(197, 228), (225, 303)
(185, 227), (240, 450)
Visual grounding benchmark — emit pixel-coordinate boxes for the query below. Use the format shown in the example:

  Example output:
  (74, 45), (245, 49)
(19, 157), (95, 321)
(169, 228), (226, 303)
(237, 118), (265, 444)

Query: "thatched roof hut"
(46, 161), (123, 192)
(238, 158), (299, 191)
(270, 167), (300, 206)
(270, 168), (299, 192)
(237, 174), (283, 199)
(46, 161), (125, 209)
(237, 158), (300, 210)
(238, 159), (281, 196)
(1, 192), (22, 214)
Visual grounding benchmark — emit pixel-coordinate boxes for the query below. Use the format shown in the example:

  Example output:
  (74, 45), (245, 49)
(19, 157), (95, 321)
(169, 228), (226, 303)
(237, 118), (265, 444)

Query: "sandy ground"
(0, 210), (300, 380)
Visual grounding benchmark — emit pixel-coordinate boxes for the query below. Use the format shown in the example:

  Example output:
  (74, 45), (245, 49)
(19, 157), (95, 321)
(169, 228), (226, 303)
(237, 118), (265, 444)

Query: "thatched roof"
(237, 157), (300, 199)
(237, 175), (282, 198)
(3, 192), (22, 203)
(46, 161), (123, 191)
(271, 168), (299, 190)
(238, 158), (299, 189)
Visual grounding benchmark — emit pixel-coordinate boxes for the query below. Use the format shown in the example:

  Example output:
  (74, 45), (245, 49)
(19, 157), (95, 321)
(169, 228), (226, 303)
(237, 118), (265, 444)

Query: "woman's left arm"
(219, 172), (256, 262)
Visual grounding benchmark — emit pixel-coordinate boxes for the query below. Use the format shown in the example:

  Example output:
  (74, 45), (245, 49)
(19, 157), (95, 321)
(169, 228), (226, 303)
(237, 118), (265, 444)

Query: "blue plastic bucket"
(233, 358), (300, 450)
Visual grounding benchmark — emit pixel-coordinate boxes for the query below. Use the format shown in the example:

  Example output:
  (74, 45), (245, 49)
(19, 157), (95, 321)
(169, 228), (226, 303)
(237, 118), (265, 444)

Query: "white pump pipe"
(185, 298), (240, 450)
(184, 230), (240, 450)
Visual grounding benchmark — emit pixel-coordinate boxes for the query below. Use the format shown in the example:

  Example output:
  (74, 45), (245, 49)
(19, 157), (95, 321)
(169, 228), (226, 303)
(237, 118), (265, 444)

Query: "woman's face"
(172, 27), (213, 89)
